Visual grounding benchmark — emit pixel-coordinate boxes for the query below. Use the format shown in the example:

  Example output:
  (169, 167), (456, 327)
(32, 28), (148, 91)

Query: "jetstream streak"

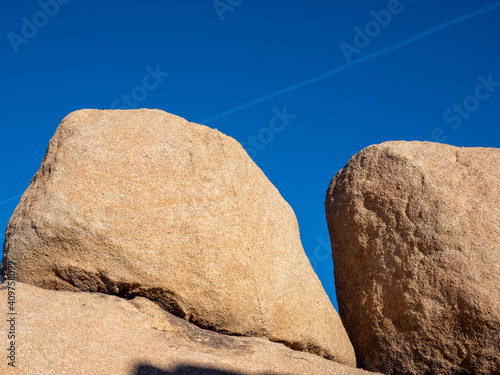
(201, 1), (500, 125)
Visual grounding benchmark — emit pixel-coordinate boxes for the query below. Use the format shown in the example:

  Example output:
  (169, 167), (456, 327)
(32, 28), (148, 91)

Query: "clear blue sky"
(1, 1), (499, 310)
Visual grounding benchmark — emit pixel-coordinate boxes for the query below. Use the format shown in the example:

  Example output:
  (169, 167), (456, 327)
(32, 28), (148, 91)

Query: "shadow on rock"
(135, 364), (250, 375)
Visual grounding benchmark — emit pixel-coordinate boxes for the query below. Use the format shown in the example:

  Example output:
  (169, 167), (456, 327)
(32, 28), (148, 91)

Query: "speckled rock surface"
(0, 109), (354, 366)
(325, 141), (500, 374)
(0, 282), (375, 375)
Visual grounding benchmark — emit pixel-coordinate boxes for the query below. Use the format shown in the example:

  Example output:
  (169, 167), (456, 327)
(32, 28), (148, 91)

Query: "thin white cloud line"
(2, 2), (500, 206)
(200, 1), (500, 124)
(0, 194), (22, 206)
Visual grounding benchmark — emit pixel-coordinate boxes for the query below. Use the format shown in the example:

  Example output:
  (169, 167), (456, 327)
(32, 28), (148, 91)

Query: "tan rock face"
(0, 283), (372, 375)
(0, 109), (354, 366)
(325, 141), (500, 374)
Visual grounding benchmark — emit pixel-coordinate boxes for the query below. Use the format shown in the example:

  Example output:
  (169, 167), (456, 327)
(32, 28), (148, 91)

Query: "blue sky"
(1, 1), (499, 310)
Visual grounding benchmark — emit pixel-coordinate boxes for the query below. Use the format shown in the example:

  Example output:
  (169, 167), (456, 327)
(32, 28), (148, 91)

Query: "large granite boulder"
(0, 283), (372, 375)
(325, 141), (500, 374)
(0, 109), (354, 366)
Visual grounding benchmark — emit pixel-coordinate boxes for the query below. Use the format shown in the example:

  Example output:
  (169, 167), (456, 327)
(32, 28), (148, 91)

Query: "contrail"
(0, 194), (22, 206)
(201, 1), (500, 124)
(2, 2), (500, 207)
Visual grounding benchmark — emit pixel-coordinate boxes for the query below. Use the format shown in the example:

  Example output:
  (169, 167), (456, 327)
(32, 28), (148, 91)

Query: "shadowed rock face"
(0, 283), (375, 375)
(0, 109), (354, 366)
(325, 141), (500, 374)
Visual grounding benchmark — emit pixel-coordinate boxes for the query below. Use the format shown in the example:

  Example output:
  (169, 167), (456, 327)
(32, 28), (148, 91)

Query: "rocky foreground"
(1, 109), (499, 374)
(0, 282), (370, 375)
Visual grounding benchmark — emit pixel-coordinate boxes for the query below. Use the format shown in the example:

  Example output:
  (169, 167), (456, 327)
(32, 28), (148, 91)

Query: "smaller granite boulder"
(325, 141), (500, 374)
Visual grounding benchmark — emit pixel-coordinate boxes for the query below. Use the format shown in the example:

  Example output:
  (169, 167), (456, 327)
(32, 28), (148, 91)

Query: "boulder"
(0, 109), (354, 366)
(0, 282), (372, 375)
(325, 141), (500, 374)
